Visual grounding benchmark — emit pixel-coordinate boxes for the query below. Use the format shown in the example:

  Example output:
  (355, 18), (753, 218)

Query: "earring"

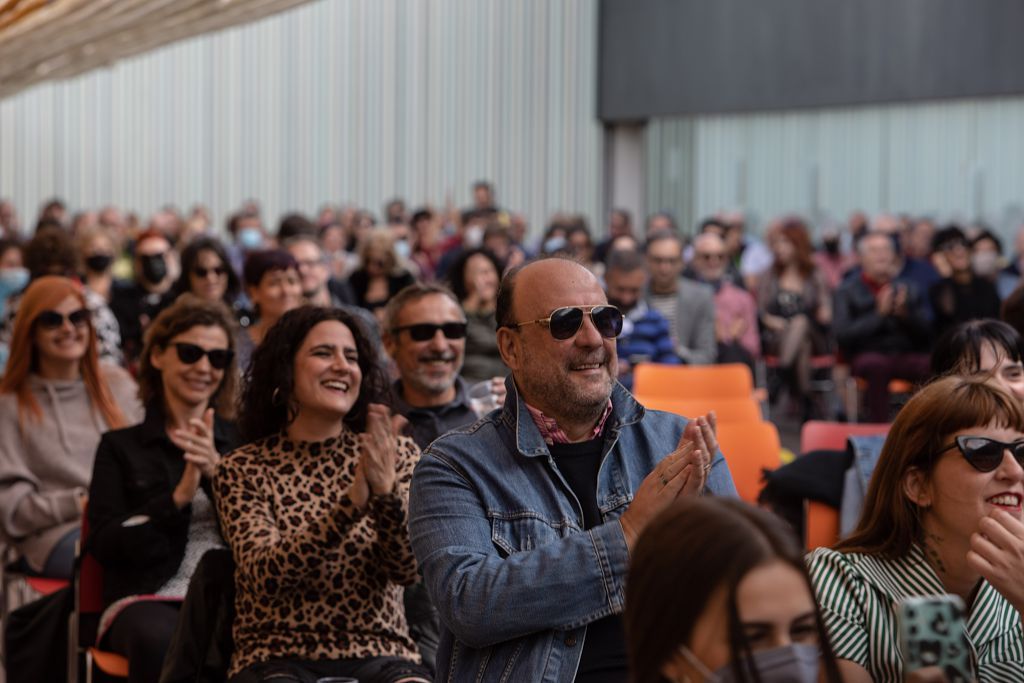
(272, 387), (283, 406)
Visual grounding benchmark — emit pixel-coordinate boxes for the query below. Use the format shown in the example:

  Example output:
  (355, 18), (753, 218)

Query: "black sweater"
(86, 405), (239, 605)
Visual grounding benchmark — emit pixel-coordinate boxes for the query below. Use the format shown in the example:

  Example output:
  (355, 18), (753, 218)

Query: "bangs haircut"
(839, 375), (1024, 559)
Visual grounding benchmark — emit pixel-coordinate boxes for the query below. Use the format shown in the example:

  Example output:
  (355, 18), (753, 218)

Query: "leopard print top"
(214, 429), (422, 676)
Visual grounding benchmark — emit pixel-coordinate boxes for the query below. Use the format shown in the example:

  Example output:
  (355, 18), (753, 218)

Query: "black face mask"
(824, 239), (840, 255)
(140, 254), (168, 284)
(85, 253), (113, 273)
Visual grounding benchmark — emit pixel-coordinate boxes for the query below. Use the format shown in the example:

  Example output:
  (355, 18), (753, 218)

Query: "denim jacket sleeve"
(409, 450), (631, 650)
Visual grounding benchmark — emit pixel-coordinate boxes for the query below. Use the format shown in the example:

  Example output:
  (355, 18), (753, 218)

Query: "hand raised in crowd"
(488, 376), (507, 408)
(169, 408), (219, 479)
(876, 284), (895, 316)
(357, 403), (407, 499)
(967, 508), (1024, 613)
(172, 463), (202, 509)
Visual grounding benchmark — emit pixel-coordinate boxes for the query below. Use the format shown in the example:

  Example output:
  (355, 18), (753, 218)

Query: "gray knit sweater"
(0, 365), (142, 570)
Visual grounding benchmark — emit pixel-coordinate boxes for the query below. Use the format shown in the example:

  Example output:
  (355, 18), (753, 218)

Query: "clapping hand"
(170, 408), (220, 479)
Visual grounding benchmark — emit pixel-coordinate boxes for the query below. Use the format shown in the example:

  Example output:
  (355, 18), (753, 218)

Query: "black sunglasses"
(512, 305), (624, 340)
(193, 265), (227, 278)
(391, 322), (468, 342)
(936, 435), (1024, 473)
(172, 342), (234, 370)
(36, 308), (91, 330)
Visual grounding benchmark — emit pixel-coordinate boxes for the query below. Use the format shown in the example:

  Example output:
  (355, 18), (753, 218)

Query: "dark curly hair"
(446, 247), (504, 303)
(25, 226), (77, 279)
(239, 305), (388, 442)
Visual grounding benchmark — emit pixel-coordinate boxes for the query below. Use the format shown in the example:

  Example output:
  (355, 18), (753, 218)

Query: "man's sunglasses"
(193, 266), (227, 278)
(511, 305), (624, 340)
(36, 308), (91, 330)
(172, 342), (234, 370)
(391, 322), (468, 342)
(936, 435), (1024, 473)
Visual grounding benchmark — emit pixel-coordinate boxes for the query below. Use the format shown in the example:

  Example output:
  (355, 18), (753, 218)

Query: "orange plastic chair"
(799, 421), (890, 550)
(717, 421), (782, 503)
(633, 363), (754, 401)
(74, 510), (129, 681)
(636, 396), (763, 423)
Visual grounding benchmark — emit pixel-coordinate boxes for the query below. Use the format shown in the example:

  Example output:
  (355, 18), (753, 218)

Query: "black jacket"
(86, 405), (239, 605)
(833, 275), (932, 356)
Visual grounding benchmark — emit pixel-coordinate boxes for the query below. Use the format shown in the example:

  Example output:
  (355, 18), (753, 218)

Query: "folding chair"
(636, 395), (763, 423)
(633, 362), (755, 401)
(70, 512), (128, 683)
(716, 420), (783, 503)
(799, 420), (890, 549)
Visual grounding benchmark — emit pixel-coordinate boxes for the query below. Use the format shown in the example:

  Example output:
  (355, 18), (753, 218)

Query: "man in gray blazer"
(644, 229), (717, 365)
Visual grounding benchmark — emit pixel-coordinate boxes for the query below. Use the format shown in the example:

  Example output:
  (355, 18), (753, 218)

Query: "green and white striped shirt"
(807, 545), (1024, 683)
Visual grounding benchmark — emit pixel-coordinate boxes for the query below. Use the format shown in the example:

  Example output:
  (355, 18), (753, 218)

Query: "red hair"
(770, 217), (816, 278)
(0, 276), (127, 429)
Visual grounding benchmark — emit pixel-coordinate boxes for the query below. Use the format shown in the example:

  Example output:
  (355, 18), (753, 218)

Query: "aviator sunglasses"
(172, 342), (234, 370)
(512, 305), (624, 340)
(36, 308), (91, 330)
(391, 322), (468, 342)
(935, 435), (1024, 473)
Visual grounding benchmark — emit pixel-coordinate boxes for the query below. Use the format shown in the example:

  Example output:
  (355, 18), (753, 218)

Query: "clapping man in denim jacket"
(409, 257), (737, 682)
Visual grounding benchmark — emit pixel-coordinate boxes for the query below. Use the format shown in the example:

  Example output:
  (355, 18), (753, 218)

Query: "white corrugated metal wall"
(0, 0), (603, 235)
(647, 96), (1024, 240)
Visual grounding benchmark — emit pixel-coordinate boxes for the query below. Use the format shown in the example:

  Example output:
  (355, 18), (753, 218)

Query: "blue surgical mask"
(237, 227), (263, 250)
(678, 643), (820, 683)
(394, 238), (412, 259)
(0, 266), (29, 300)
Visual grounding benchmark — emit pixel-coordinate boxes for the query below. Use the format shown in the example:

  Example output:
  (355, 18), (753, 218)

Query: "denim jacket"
(409, 377), (738, 682)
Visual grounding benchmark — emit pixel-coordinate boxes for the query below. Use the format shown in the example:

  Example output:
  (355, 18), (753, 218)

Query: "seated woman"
(0, 276), (140, 578)
(349, 228), (416, 322)
(625, 497), (842, 683)
(807, 375), (1024, 682)
(236, 249), (303, 372)
(446, 247), (508, 384)
(170, 235), (244, 317)
(215, 306), (430, 683)
(86, 295), (241, 683)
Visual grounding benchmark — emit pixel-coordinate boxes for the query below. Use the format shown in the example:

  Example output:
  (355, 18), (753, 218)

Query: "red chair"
(71, 512), (129, 682)
(799, 421), (890, 550)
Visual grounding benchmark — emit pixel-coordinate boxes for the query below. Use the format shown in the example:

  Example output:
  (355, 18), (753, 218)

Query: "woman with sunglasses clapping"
(86, 295), (241, 683)
(807, 375), (1024, 682)
(0, 276), (141, 578)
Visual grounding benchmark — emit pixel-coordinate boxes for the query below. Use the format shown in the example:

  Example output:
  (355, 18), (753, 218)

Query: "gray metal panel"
(600, 0), (1024, 121)
(0, 0), (603, 238)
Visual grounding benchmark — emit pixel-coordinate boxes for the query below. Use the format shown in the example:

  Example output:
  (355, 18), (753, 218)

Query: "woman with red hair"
(758, 218), (832, 420)
(0, 276), (141, 578)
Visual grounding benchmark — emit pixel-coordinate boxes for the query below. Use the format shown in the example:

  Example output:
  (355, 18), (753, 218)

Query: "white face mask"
(676, 643), (820, 683)
(394, 238), (412, 259)
(464, 225), (484, 249)
(972, 251), (999, 277)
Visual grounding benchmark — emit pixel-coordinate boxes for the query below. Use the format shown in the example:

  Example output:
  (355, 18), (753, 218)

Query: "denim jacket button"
(564, 635), (577, 647)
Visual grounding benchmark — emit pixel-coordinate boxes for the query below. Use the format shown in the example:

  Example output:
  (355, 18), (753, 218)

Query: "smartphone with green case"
(897, 595), (973, 683)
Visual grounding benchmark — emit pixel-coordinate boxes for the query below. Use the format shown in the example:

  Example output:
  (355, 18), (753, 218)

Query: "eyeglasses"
(696, 252), (726, 261)
(936, 435), (1024, 473)
(193, 266), (227, 278)
(391, 322), (468, 342)
(172, 342), (234, 370)
(512, 305), (624, 340)
(36, 308), (91, 330)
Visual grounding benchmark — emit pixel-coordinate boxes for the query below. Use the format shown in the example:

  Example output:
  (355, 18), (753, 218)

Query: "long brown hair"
(137, 294), (239, 419)
(626, 498), (842, 683)
(0, 276), (126, 429)
(837, 375), (1024, 558)
(769, 217), (815, 279)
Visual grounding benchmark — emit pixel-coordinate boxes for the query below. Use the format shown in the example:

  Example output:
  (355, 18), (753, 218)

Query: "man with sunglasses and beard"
(409, 257), (737, 682)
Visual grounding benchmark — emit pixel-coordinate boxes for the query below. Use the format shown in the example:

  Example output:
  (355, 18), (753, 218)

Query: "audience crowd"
(2, 186), (1024, 682)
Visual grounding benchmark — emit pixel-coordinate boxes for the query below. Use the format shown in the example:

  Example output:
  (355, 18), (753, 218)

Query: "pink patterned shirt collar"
(525, 400), (614, 445)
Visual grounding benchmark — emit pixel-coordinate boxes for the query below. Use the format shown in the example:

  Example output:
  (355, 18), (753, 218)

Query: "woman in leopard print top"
(215, 306), (431, 682)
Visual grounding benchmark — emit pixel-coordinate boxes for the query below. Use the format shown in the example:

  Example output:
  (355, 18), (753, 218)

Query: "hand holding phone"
(897, 595), (974, 683)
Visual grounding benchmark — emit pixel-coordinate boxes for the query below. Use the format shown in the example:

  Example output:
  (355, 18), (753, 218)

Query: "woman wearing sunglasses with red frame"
(0, 276), (140, 578)
(86, 294), (241, 683)
(808, 375), (1024, 682)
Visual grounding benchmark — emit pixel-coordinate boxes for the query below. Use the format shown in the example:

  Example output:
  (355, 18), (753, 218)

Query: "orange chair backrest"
(716, 421), (781, 503)
(633, 363), (754, 400)
(637, 396), (763, 423)
(800, 421), (890, 550)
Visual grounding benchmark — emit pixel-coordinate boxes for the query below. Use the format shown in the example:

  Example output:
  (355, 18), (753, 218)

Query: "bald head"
(496, 257), (603, 329)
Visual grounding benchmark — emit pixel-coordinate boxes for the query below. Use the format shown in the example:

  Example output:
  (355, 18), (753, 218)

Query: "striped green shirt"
(807, 545), (1024, 683)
